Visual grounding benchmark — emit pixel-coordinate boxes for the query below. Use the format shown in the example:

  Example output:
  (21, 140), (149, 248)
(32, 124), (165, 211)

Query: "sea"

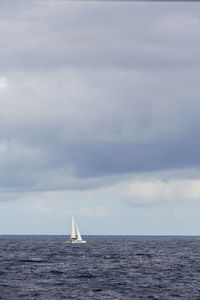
(0, 235), (200, 299)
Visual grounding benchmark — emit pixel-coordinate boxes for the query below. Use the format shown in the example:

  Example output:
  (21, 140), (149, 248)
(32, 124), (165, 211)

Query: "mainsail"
(71, 216), (76, 239)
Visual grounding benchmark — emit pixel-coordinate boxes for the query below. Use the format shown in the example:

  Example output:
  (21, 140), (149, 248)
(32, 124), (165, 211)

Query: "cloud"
(0, 2), (199, 197)
(128, 178), (200, 203)
(0, 77), (7, 89)
(0, 3), (199, 73)
(156, 13), (200, 40)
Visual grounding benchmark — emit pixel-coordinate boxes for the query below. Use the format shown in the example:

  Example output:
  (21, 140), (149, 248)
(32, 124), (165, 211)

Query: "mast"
(71, 216), (76, 239)
(75, 223), (82, 241)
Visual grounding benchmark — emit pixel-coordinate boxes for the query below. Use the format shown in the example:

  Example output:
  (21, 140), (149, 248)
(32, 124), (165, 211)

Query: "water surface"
(0, 235), (200, 299)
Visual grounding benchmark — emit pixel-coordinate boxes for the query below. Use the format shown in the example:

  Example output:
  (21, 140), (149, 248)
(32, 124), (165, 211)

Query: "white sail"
(75, 223), (82, 241)
(66, 216), (86, 244)
(71, 216), (76, 239)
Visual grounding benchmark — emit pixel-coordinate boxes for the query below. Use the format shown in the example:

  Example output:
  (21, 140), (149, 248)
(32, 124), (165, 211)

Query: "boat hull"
(66, 240), (86, 244)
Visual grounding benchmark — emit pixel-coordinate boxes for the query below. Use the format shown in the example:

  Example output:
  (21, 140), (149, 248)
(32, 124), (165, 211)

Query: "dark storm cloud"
(35, 134), (200, 179)
(0, 2), (200, 192)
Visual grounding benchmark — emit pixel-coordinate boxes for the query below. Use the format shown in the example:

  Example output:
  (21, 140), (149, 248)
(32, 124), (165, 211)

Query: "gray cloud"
(0, 3), (200, 72)
(0, 2), (200, 193)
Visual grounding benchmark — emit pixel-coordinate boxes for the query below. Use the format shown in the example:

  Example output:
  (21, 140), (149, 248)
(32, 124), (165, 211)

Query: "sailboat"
(66, 216), (86, 244)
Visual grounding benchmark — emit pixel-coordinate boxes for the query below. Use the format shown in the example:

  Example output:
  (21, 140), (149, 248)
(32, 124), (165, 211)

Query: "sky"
(0, 1), (200, 235)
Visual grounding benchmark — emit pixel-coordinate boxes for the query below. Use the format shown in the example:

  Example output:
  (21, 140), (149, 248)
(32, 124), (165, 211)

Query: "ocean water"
(0, 236), (200, 299)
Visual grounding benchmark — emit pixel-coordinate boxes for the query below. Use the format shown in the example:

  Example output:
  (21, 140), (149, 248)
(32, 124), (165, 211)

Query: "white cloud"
(0, 77), (7, 89)
(128, 178), (200, 203)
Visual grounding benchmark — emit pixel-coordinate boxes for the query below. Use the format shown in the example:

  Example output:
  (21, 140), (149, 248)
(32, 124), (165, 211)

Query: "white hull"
(66, 239), (86, 244)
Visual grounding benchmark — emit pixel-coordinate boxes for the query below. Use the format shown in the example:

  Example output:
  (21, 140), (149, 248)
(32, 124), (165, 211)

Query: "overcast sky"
(0, 1), (200, 235)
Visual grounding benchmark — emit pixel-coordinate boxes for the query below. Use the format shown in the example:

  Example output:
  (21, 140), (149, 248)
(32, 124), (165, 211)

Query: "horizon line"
(1, 234), (200, 236)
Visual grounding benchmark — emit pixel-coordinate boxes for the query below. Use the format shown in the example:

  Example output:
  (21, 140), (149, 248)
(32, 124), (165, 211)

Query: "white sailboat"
(66, 216), (86, 244)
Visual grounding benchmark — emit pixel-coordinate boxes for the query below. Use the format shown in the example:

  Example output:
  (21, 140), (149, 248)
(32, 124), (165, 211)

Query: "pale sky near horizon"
(0, 1), (200, 235)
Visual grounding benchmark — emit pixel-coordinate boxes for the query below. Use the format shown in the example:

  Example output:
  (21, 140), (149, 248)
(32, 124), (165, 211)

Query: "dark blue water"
(0, 236), (200, 299)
